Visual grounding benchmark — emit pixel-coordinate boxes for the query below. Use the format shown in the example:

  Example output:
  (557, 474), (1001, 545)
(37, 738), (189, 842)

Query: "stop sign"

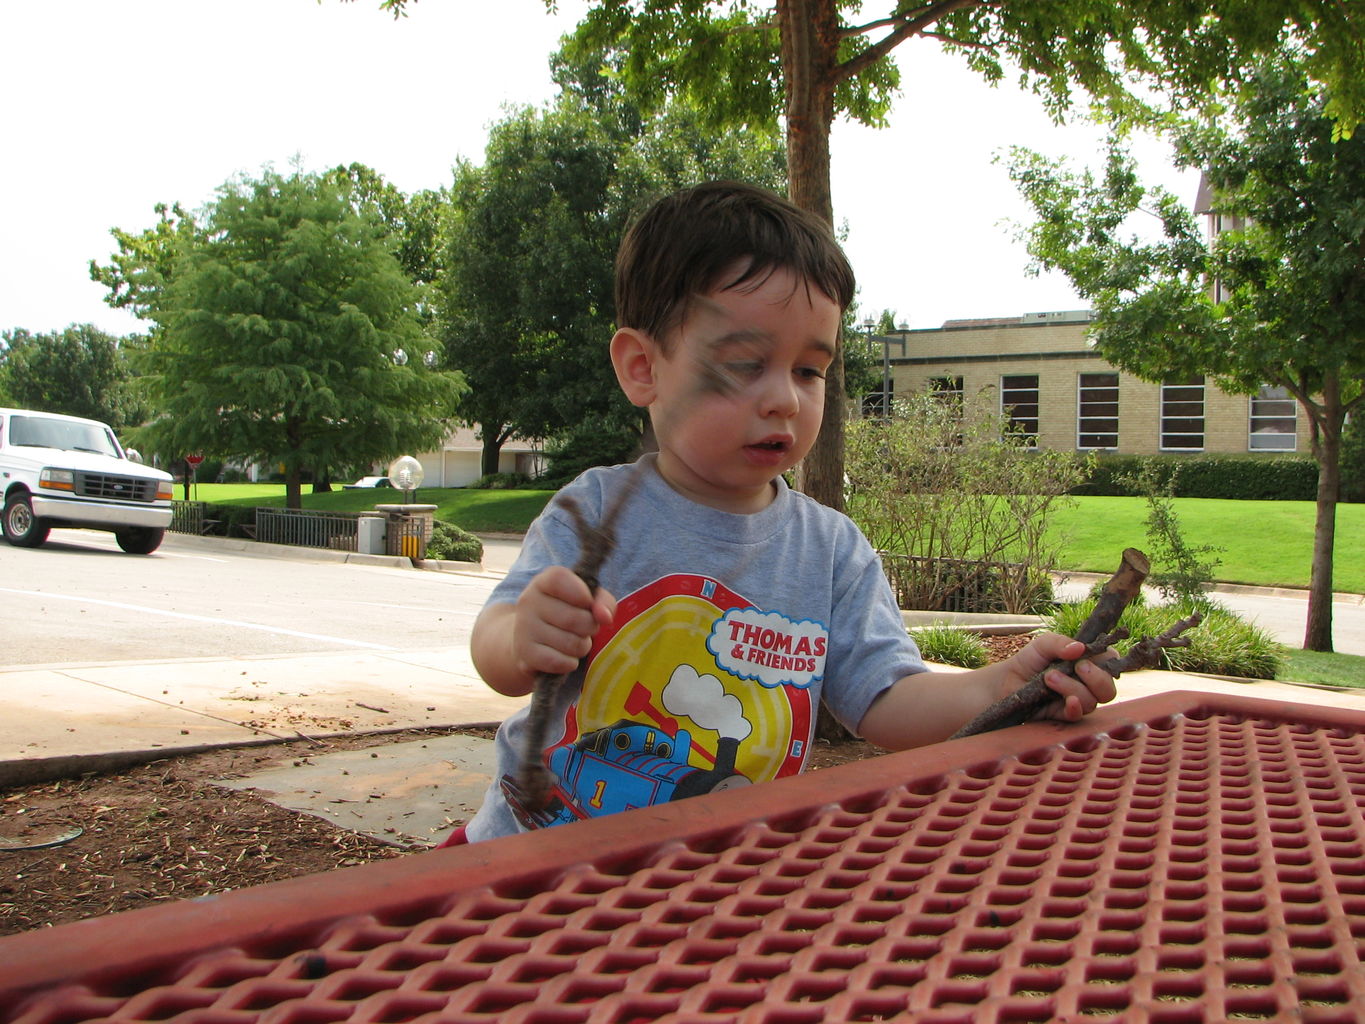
(186, 454), (204, 466)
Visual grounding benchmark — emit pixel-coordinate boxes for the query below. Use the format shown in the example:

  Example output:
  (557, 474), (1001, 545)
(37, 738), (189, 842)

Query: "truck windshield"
(10, 415), (122, 458)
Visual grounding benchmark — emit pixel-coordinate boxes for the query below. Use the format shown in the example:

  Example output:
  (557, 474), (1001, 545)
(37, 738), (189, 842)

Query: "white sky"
(1, 0), (1199, 338)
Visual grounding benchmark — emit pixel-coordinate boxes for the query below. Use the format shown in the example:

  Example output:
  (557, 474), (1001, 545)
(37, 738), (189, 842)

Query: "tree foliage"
(440, 94), (786, 477)
(544, 0), (1365, 512)
(0, 324), (144, 429)
(135, 168), (465, 508)
(1008, 53), (1365, 650)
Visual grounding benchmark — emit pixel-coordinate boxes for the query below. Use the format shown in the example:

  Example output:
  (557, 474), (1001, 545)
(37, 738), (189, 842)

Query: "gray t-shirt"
(464, 454), (925, 841)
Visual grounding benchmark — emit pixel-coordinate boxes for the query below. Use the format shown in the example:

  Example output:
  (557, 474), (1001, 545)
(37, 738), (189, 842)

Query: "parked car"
(0, 408), (175, 554)
(343, 476), (393, 489)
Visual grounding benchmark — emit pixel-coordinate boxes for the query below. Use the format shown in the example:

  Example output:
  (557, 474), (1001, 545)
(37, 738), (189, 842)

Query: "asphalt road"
(2, 529), (501, 667)
(3, 528), (1361, 668)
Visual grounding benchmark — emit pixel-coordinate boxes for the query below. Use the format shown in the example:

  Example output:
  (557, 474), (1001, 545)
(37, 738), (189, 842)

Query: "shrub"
(188, 458), (224, 483)
(847, 390), (1090, 614)
(1164, 603), (1285, 679)
(910, 624), (990, 668)
(882, 555), (1054, 614)
(426, 519), (483, 563)
(541, 416), (639, 487)
(1045, 596), (1285, 679)
(1116, 460), (1224, 603)
(470, 472), (534, 490)
(1071, 453), (1317, 500)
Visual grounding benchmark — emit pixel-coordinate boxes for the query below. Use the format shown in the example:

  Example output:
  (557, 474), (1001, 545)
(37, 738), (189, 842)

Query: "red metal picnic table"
(3, 690), (1364, 1023)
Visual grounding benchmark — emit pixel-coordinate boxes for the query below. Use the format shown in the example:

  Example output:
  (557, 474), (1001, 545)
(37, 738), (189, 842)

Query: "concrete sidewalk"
(7, 638), (1364, 847)
(7, 633), (1362, 789)
(0, 645), (526, 789)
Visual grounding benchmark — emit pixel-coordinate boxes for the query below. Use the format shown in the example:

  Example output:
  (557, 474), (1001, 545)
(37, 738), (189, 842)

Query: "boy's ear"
(610, 327), (659, 408)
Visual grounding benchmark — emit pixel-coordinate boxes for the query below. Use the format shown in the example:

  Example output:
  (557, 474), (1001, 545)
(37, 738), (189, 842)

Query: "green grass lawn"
(191, 485), (1362, 593)
(1279, 650), (1365, 688)
(191, 483), (555, 535)
(1046, 496), (1364, 594)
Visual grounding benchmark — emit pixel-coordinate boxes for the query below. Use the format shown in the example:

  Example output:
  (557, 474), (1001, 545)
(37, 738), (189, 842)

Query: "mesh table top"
(4, 690), (1364, 1023)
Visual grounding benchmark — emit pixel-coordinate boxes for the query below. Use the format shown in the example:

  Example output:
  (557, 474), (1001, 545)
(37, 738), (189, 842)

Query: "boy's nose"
(757, 371), (800, 417)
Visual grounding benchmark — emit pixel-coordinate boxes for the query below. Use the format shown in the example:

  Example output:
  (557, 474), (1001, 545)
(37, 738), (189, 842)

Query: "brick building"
(865, 310), (1309, 456)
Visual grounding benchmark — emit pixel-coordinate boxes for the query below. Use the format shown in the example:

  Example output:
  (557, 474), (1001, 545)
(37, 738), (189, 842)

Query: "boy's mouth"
(744, 437), (793, 463)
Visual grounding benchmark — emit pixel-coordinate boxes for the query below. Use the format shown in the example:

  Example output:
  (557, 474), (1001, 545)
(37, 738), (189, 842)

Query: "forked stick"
(950, 548), (1157, 739)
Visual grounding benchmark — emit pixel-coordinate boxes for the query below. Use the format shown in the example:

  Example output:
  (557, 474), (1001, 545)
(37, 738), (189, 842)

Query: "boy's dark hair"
(615, 181), (856, 345)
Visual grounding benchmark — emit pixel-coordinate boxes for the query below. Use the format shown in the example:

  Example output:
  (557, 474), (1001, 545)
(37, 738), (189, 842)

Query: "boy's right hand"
(513, 565), (617, 679)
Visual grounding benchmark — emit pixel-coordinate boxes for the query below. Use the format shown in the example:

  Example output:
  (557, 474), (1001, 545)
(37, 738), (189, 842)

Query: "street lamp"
(860, 318), (907, 419)
(859, 319), (879, 417)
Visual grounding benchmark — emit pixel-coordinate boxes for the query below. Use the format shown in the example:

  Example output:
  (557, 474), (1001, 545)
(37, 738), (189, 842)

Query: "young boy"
(459, 181), (1115, 842)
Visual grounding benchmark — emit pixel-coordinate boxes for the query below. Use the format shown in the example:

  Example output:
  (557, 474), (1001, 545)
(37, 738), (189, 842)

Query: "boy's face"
(614, 265), (841, 514)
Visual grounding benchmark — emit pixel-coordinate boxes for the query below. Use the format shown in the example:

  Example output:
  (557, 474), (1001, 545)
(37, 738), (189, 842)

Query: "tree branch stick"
(949, 548), (1150, 739)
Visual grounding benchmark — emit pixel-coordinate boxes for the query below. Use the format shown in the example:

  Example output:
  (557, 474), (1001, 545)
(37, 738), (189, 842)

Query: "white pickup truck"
(0, 407), (175, 554)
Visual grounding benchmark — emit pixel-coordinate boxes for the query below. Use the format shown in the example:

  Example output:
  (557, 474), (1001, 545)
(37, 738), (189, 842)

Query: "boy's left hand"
(1004, 632), (1119, 723)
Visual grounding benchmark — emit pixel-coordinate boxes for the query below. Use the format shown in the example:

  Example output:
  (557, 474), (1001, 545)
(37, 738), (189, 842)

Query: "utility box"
(356, 513), (386, 555)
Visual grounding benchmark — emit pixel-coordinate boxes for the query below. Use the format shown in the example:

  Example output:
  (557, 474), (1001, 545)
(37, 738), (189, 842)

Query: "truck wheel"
(115, 527), (165, 555)
(3, 492), (50, 548)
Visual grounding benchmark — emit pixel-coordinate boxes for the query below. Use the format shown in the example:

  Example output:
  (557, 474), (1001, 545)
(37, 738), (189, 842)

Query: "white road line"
(0, 587), (396, 651)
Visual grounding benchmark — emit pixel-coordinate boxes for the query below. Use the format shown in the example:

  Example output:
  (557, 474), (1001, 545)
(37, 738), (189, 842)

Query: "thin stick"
(516, 465), (645, 811)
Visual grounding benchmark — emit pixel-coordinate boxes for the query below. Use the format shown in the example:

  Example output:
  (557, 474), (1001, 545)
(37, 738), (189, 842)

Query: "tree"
(441, 95), (786, 477)
(136, 167), (466, 508)
(442, 102), (622, 478)
(367, 1), (1363, 509)
(1008, 55), (1365, 651)
(545, 1), (1365, 512)
(0, 324), (143, 429)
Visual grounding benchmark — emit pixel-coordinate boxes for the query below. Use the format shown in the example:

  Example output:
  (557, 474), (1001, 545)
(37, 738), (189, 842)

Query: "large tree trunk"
(285, 465), (304, 511)
(1304, 378), (1344, 652)
(780, 0), (854, 743)
(779, 0), (845, 514)
(481, 436), (504, 477)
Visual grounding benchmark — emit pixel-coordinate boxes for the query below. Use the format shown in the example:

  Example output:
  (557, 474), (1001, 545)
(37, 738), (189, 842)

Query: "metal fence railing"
(879, 552), (1052, 615)
(169, 500), (207, 535)
(254, 507), (360, 551)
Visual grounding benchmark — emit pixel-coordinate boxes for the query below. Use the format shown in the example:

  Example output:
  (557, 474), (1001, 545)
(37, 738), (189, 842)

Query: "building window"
(1161, 376), (1206, 450)
(1000, 374), (1039, 445)
(1249, 384), (1297, 451)
(928, 376), (964, 404)
(1077, 372), (1119, 449)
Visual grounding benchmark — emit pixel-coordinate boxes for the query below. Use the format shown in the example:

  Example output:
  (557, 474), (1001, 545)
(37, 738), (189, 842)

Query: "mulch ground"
(0, 635), (1032, 937)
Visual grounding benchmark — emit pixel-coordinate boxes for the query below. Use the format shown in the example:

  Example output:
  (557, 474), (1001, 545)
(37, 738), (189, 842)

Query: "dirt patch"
(0, 636), (1029, 937)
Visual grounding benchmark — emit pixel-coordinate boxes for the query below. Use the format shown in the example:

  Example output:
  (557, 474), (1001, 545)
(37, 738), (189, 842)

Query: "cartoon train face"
(545, 719), (749, 820)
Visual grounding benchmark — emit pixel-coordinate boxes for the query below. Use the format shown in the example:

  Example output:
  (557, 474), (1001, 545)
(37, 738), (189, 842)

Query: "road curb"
(0, 721), (507, 790)
(1055, 571), (1363, 605)
(162, 532), (487, 574)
